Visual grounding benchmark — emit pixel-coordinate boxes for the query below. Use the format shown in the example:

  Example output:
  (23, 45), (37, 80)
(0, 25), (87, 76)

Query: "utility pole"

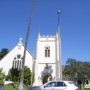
(18, 0), (36, 90)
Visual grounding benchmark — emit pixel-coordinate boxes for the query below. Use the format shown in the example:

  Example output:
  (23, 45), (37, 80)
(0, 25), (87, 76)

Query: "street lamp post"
(18, 0), (36, 90)
(57, 10), (62, 80)
(57, 10), (60, 26)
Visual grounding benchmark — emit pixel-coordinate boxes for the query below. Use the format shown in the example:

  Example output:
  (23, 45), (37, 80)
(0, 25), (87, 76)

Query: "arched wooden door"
(43, 74), (52, 84)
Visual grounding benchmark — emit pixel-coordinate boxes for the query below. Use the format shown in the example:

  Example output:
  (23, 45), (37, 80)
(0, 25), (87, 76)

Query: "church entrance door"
(43, 74), (52, 84)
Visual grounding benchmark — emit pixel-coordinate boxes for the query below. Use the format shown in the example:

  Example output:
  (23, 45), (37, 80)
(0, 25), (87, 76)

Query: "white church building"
(0, 38), (34, 75)
(33, 31), (62, 86)
(0, 29), (62, 86)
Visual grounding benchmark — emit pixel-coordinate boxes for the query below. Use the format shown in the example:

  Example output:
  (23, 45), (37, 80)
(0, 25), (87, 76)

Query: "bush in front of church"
(0, 68), (6, 85)
(5, 66), (34, 86)
(0, 80), (4, 85)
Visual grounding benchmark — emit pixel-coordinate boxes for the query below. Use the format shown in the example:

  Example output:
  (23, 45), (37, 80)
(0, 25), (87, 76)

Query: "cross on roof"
(19, 38), (22, 42)
(18, 38), (23, 47)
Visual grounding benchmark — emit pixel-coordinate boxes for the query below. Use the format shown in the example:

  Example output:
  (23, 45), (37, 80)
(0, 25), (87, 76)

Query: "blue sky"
(0, 0), (90, 65)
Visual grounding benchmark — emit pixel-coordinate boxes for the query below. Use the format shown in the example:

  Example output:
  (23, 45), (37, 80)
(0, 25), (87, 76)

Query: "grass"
(79, 88), (90, 90)
(4, 86), (16, 90)
(84, 88), (90, 90)
(4, 85), (27, 90)
(4, 85), (90, 90)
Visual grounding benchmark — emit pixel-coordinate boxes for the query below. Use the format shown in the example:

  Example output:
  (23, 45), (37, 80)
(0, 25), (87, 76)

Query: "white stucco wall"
(38, 37), (56, 63)
(34, 35), (57, 85)
(0, 45), (33, 75)
(38, 40), (56, 64)
(38, 64), (55, 78)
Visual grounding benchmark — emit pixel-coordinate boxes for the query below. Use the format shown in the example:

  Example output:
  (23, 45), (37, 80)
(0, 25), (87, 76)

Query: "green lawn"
(4, 85), (27, 90)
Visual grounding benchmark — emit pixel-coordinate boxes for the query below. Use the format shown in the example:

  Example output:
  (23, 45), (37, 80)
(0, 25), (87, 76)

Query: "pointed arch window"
(12, 54), (23, 70)
(45, 46), (50, 57)
(15, 60), (17, 68)
(17, 60), (19, 70)
(48, 49), (50, 57)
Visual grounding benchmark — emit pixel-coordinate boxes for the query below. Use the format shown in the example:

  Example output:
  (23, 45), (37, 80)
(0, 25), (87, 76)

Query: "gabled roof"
(0, 38), (35, 61)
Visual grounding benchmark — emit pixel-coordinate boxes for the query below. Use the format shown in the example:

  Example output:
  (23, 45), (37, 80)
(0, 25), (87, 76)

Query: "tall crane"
(18, 0), (36, 90)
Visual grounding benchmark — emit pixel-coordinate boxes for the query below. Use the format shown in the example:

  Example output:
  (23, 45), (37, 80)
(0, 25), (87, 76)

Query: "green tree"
(0, 68), (6, 84)
(63, 58), (90, 83)
(6, 66), (34, 85)
(24, 66), (34, 85)
(80, 61), (90, 80)
(6, 68), (20, 82)
(0, 48), (9, 60)
(0, 68), (5, 80)
(63, 58), (78, 81)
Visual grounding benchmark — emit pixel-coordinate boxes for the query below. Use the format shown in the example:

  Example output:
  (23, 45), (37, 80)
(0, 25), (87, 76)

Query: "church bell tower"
(33, 10), (62, 86)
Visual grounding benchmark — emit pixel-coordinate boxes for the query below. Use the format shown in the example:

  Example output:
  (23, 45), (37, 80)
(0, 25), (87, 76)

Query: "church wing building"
(0, 32), (62, 86)
(0, 38), (34, 75)
(33, 31), (62, 86)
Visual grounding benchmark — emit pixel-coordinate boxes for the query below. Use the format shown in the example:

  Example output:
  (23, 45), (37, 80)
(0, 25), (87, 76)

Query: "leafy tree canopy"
(63, 58), (90, 84)
(0, 68), (6, 80)
(6, 66), (34, 85)
(0, 48), (9, 60)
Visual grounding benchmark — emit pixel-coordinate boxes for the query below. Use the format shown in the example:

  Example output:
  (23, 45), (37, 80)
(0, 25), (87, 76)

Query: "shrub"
(0, 80), (4, 85)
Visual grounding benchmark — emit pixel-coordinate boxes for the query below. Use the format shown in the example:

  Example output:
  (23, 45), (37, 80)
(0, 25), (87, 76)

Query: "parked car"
(28, 80), (78, 90)
(0, 84), (4, 90)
